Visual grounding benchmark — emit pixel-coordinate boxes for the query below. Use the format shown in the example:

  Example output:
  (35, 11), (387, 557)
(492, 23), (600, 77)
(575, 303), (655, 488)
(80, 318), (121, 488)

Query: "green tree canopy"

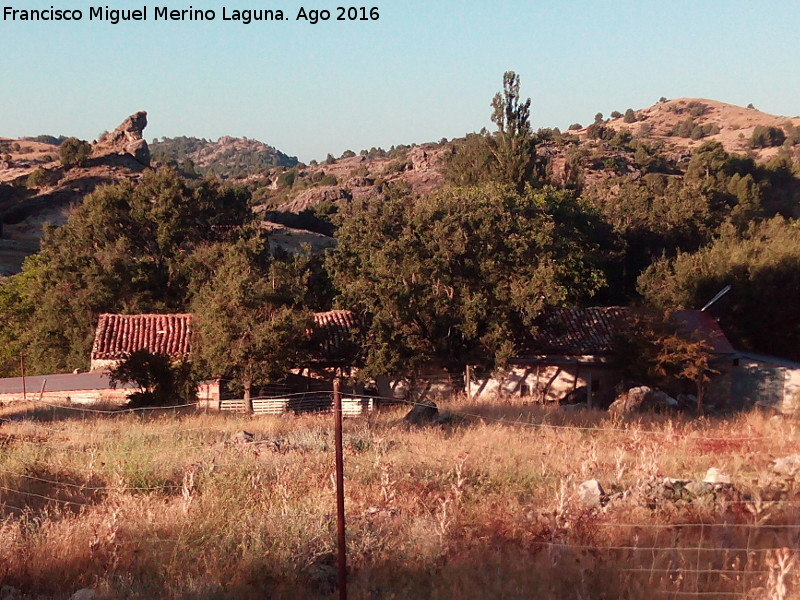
(327, 182), (606, 377)
(58, 137), (92, 168)
(191, 239), (313, 409)
(9, 168), (255, 374)
(638, 217), (800, 361)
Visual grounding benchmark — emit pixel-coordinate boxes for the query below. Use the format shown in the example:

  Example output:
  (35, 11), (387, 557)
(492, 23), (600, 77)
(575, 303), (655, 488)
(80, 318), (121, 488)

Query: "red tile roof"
(530, 307), (630, 355)
(310, 310), (364, 365)
(313, 309), (361, 330)
(527, 307), (734, 356)
(91, 313), (193, 361)
(671, 310), (736, 354)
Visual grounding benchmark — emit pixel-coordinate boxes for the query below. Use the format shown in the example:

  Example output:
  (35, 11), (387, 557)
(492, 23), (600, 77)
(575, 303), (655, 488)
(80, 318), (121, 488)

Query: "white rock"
(577, 479), (606, 507)
(704, 467), (732, 484)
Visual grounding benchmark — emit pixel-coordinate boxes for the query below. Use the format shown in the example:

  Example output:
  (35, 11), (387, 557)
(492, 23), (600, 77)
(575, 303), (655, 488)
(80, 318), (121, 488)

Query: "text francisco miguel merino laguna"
(2, 5), (323, 24)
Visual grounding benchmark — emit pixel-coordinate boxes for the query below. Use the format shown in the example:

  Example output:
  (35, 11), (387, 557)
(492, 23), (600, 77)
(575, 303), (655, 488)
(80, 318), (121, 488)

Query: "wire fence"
(1, 388), (799, 598)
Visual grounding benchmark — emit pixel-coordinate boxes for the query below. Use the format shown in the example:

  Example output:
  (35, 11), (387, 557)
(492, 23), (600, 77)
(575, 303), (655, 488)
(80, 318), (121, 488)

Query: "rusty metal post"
(20, 353), (27, 403)
(333, 377), (347, 600)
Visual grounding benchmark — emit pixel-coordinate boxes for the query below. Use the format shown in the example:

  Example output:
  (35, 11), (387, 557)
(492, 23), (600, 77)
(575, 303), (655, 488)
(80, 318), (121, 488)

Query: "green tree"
(0, 259), (39, 376)
(191, 240), (313, 410)
(12, 169), (254, 374)
(489, 71), (537, 191)
(614, 309), (716, 410)
(444, 131), (497, 186)
(109, 350), (195, 407)
(638, 218), (800, 361)
(328, 183), (605, 377)
(750, 125), (786, 149)
(58, 137), (92, 168)
(623, 108), (637, 123)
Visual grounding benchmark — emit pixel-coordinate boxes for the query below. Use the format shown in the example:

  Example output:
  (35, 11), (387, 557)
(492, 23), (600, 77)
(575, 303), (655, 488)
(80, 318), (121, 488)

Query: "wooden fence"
(219, 394), (374, 417)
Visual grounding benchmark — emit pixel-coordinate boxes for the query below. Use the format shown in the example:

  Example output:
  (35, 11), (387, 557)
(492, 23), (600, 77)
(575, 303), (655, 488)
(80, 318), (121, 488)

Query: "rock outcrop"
(93, 110), (150, 166)
(609, 386), (678, 416)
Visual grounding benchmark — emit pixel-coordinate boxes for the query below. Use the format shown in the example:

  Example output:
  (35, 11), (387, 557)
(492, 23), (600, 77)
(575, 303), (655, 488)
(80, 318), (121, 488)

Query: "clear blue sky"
(2, 0), (799, 162)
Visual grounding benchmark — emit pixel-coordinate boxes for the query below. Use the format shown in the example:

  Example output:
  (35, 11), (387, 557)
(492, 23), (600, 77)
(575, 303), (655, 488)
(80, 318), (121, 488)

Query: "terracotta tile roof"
(671, 310), (736, 355)
(527, 307), (735, 357)
(313, 309), (361, 330)
(310, 310), (364, 365)
(91, 313), (193, 361)
(530, 307), (630, 355)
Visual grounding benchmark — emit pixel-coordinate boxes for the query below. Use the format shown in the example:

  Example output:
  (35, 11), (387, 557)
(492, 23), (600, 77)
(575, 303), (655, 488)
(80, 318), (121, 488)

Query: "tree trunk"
(244, 379), (253, 413)
(696, 379), (704, 413)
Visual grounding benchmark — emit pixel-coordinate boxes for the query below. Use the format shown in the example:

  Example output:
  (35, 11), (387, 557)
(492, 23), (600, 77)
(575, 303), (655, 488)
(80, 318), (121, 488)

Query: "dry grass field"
(1, 397), (800, 599)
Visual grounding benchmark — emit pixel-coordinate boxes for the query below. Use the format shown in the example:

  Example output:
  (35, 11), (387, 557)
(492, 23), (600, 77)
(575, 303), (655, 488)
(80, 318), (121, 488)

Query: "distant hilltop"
(149, 136), (298, 178)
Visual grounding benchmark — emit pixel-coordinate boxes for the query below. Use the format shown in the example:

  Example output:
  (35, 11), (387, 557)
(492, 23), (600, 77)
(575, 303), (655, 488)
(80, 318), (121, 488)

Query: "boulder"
(232, 430), (255, 444)
(404, 399), (438, 425)
(703, 467), (732, 484)
(609, 386), (678, 416)
(577, 479), (606, 507)
(93, 110), (150, 166)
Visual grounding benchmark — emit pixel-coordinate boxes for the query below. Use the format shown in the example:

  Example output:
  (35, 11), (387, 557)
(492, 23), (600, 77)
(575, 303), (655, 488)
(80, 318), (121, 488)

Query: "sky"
(1, 0), (799, 163)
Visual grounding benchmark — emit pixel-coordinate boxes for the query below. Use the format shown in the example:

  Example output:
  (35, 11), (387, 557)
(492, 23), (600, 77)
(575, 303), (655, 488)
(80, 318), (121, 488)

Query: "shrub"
(110, 350), (196, 407)
(26, 167), (58, 189)
(586, 123), (615, 141)
(277, 169), (296, 188)
(624, 108), (637, 123)
(318, 174), (338, 186)
(568, 123), (582, 131)
(750, 125), (786, 148)
(58, 137), (92, 168)
(687, 101), (708, 117)
(610, 111), (623, 119)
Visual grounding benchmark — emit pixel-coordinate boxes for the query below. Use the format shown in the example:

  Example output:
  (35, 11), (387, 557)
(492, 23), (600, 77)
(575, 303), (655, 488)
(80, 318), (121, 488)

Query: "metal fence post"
(333, 377), (347, 600)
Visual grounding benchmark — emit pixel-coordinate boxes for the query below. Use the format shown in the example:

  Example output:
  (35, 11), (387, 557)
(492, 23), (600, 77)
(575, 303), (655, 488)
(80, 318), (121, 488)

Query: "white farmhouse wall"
(469, 361), (619, 404)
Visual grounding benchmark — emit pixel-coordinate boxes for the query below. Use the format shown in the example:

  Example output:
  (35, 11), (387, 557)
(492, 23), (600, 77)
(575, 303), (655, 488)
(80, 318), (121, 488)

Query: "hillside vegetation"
(150, 136), (299, 177)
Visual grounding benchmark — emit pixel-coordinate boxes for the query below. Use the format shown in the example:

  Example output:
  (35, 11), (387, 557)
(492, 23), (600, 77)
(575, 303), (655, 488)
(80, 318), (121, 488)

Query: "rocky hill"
(150, 135), (298, 177)
(0, 111), (152, 274)
(1, 98), (798, 275)
(590, 98), (800, 158)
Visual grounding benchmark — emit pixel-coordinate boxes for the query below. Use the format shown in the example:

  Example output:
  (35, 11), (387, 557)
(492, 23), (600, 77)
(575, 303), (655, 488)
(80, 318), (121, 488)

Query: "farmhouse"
(3, 305), (787, 413)
(467, 307), (736, 404)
